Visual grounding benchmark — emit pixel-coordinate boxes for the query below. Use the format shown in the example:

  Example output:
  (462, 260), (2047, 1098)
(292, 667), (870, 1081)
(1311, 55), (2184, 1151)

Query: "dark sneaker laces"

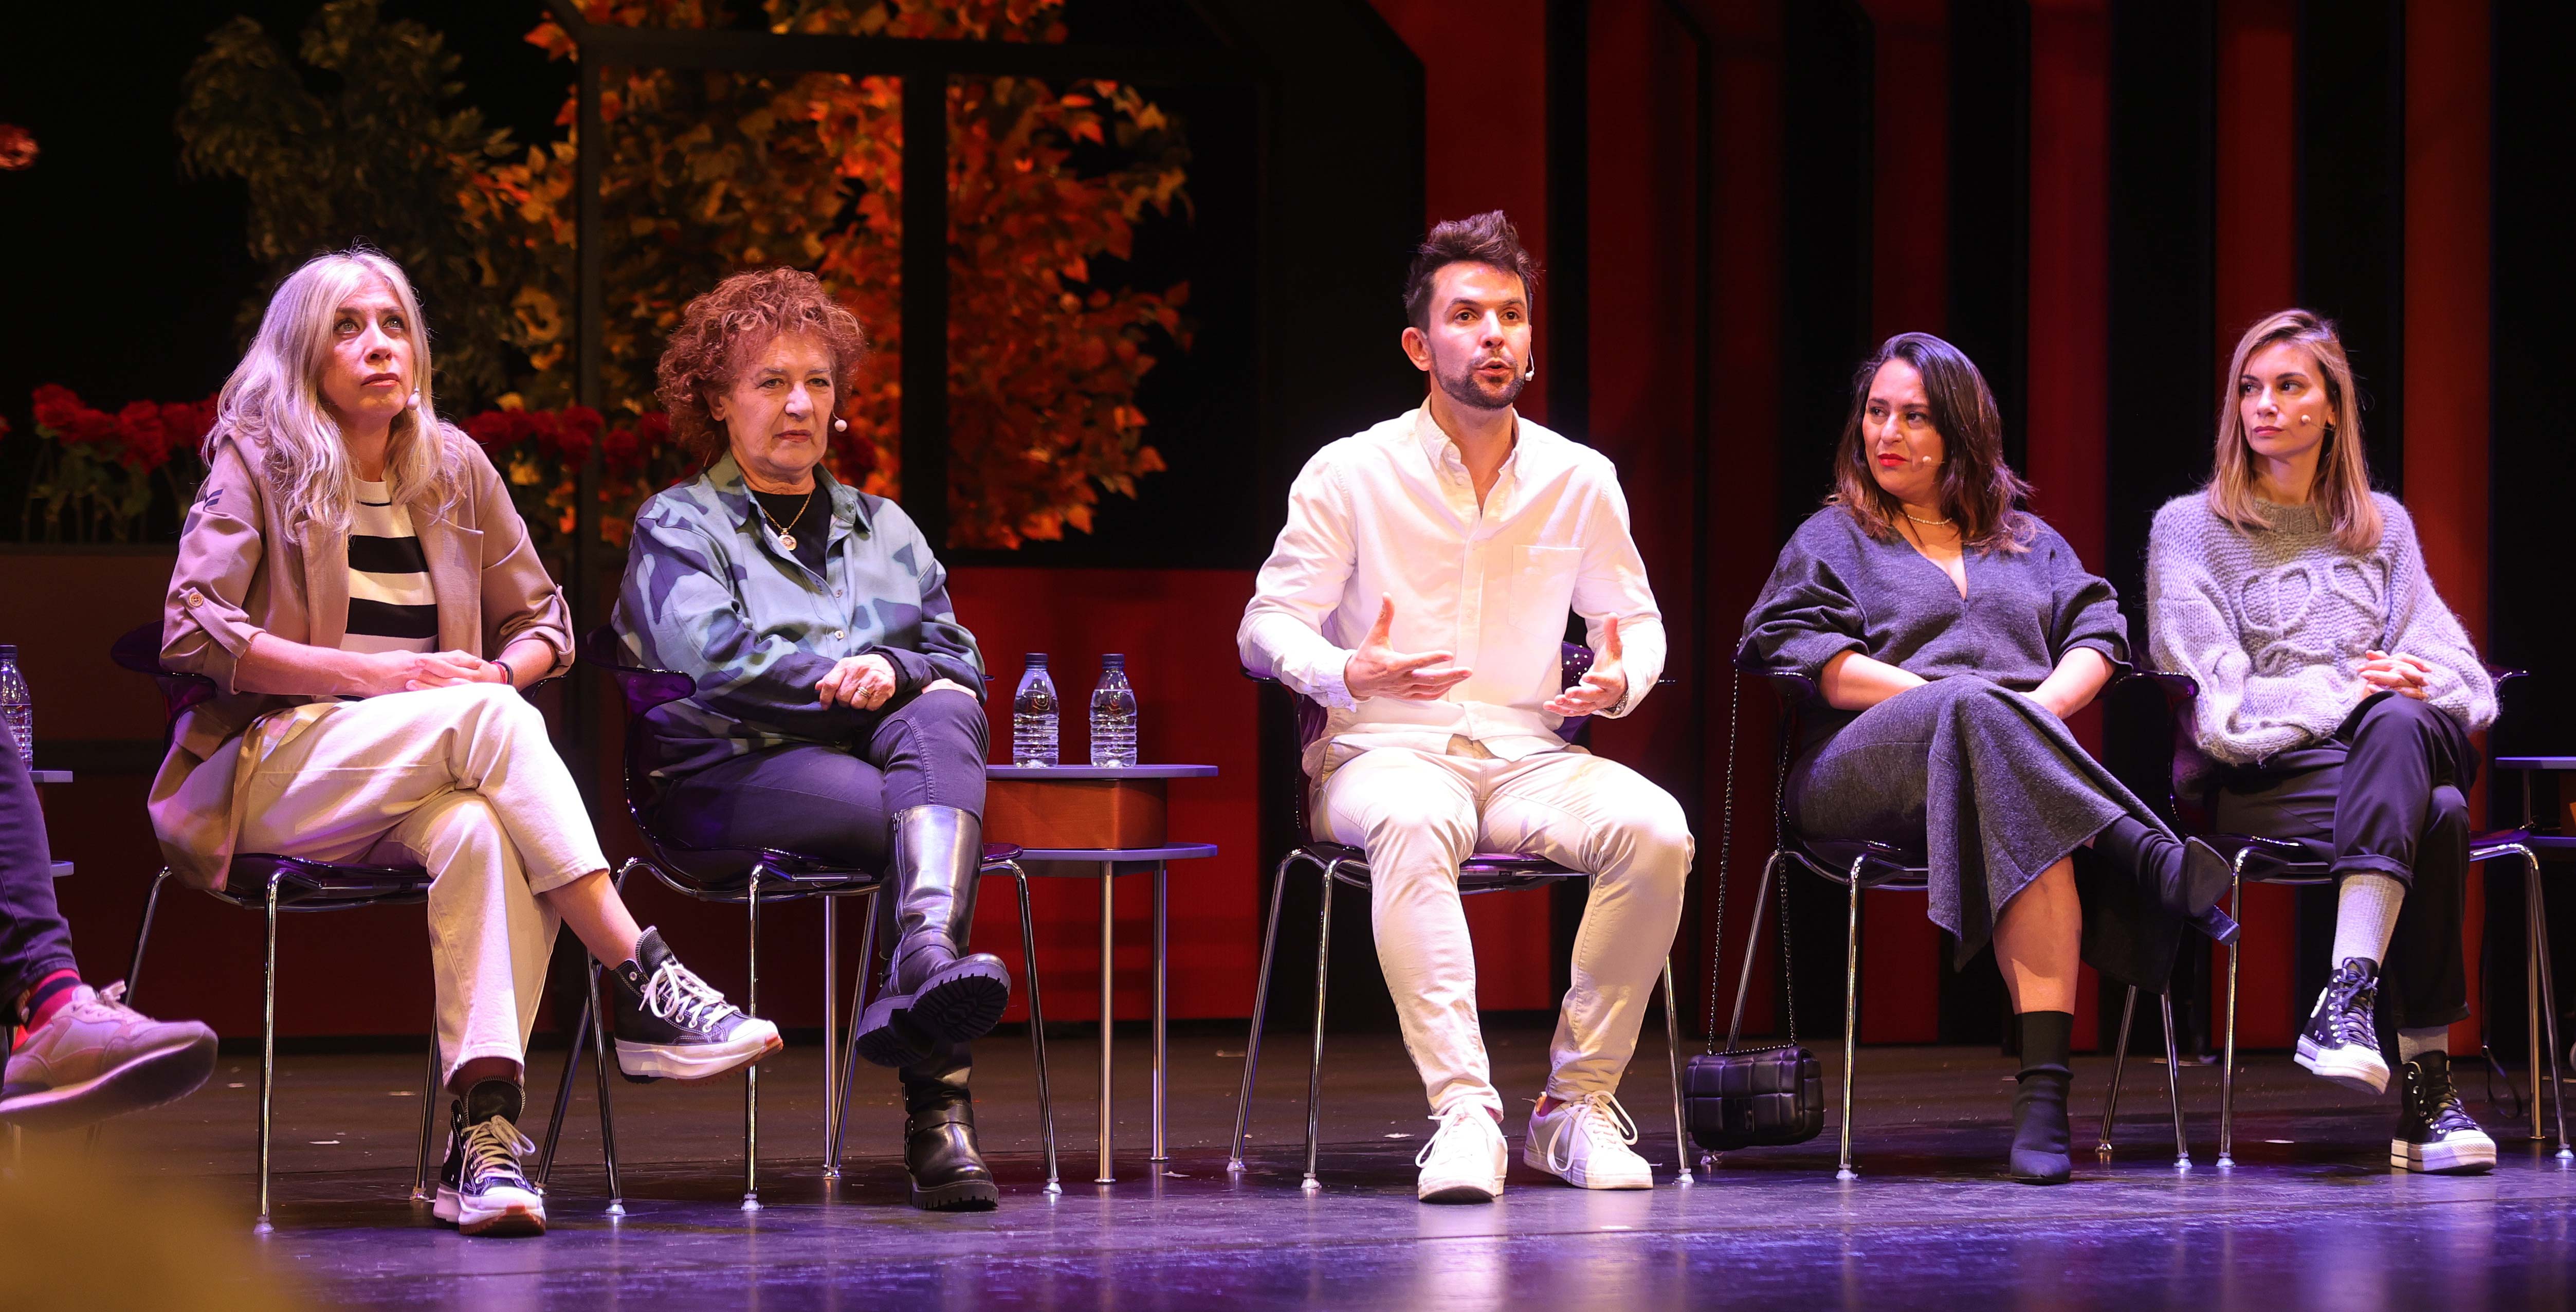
(2416, 1066), (2480, 1137)
(460, 1115), (536, 1194)
(2315, 963), (2379, 1049)
(640, 958), (738, 1034)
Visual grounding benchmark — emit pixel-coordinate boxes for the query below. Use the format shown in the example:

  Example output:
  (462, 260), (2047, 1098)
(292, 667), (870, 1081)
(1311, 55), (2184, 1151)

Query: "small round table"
(987, 764), (1217, 1183)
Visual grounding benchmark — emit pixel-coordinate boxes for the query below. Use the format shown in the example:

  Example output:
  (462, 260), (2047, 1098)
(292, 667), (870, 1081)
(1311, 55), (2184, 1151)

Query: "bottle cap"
(1102, 653), (1125, 669)
(0, 645), (14, 659)
(1025, 653), (1048, 667)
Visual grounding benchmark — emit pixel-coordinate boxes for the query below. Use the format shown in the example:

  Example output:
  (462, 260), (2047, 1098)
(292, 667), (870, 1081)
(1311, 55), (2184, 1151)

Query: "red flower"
(114, 400), (171, 471)
(30, 384), (85, 433)
(0, 124), (35, 172)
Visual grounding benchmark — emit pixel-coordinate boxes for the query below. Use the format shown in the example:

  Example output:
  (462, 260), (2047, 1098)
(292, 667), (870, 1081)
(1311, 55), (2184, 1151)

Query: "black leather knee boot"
(855, 805), (1013, 1068)
(2009, 1010), (2075, 1185)
(900, 1041), (999, 1211)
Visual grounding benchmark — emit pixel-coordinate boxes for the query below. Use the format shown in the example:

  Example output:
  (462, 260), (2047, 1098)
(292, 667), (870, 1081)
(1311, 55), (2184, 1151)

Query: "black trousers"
(660, 688), (990, 1104)
(2211, 693), (2473, 1029)
(0, 717), (77, 1008)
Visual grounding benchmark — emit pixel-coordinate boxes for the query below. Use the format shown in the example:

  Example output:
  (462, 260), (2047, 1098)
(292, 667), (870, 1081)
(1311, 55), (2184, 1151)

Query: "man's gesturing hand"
(1342, 597), (1472, 701)
(1543, 616), (1630, 717)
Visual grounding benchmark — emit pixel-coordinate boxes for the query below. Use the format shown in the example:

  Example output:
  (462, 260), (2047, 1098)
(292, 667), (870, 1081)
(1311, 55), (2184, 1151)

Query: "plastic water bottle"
(1012, 654), (1059, 767)
(1090, 654), (1138, 768)
(0, 645), (29, 769)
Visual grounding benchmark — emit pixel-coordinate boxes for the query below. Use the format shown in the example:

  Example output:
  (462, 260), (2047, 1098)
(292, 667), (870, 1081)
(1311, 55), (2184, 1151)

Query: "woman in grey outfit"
(1741, 333), (2235, 1184)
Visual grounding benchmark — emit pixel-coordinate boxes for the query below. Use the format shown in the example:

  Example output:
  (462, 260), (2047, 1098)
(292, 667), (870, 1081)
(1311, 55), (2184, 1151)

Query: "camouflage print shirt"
(613, 453), (984, 779)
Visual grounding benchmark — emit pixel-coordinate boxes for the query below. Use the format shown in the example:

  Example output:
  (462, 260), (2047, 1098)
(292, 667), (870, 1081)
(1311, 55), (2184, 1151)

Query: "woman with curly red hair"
(613, 267), (1010, 1212)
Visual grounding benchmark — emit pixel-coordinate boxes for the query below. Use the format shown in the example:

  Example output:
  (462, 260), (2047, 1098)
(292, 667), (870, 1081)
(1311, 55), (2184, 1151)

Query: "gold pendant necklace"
(758, 485), (817, 551)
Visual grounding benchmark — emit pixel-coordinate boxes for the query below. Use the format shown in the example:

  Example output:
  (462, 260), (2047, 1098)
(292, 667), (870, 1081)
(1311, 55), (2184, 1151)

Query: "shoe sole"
(910, 961), (1012, 1045)
(2391, 1137), (2496, 1174)
(1520, 1145), (1651, 1190)
(853, 998), (937, 1068)
(434, 1186), (547, 1237)
(0, 1030), (217, 1134)
(2295, 1038), (2390, 1095)
(909, 1177), (1001, 1211)
(1416, 1178), (1503, 1204)
(615, 1023), (782, 1083)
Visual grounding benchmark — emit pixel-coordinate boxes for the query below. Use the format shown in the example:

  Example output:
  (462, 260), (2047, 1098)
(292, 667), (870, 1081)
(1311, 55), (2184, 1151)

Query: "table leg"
(1152, 862), (1169, 1163)
(1098, 862), (1116, 1185)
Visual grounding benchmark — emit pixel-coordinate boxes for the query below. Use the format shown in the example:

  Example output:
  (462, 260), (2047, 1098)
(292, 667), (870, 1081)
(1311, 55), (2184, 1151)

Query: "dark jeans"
(661, 688), (989, 868)
(0, 716), (78, 1006)
(658, 688), (989, 1104)
(2212, 693), (2473, 1028)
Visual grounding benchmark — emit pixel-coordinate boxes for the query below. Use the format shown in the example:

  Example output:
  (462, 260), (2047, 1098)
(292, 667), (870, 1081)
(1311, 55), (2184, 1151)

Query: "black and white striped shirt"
(343, 479), (439, 654)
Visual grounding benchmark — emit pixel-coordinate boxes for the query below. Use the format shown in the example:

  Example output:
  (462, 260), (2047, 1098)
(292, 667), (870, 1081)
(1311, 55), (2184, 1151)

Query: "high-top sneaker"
(433, 1079), (544, 1237)
(0, 982), (216, 1133)
(855, 806), (1012, 1068)
(2295, 957), (2390, 1095)
(608, 927), (781, 1082)
(2391, 1052), (2496, 1174)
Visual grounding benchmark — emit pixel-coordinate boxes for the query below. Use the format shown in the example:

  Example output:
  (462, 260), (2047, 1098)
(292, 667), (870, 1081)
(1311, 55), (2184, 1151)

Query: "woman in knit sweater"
(2147, 308), (2498, 1174)
(1743, 333), (2237, 1186)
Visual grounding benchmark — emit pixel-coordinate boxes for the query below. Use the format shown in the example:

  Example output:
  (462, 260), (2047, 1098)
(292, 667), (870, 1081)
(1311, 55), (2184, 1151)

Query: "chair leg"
(537, 975), (592, 1191)
(587, 956), (625, 1215)
(822, 891), (839, 1182)
(2097, 985), (2137, 1156)
(87, 867), (174, 1157)
(2218, 862), (2245, 1168)
(829, 889), (879, 1176)
(410, 1029), (443, 1202)
(1229, 851), (1298, 1173)
(1302, 863), (1338, 1192)
(1835, 869), (1861, 1182)
(255, 873), (281, 1234)
(1011, 868), (1061, 1194)
(2160, 990), (2190, 1169)
(2523, 848), (2572, 1157)
(1661, 959), (1690, 1185)
(742, 867), (763, 1212)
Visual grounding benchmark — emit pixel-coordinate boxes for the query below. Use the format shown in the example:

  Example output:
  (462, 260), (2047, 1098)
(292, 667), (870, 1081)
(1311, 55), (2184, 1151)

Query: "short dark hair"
(1402, 211), (1541, 330)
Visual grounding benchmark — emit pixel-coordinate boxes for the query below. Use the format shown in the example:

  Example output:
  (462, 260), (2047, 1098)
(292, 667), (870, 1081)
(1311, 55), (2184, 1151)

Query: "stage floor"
(13, 1027), (2575, 1309)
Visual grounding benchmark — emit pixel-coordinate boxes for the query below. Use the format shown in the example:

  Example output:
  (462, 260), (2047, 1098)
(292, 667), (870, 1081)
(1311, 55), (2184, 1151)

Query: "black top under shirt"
(751, 486), (830, 574)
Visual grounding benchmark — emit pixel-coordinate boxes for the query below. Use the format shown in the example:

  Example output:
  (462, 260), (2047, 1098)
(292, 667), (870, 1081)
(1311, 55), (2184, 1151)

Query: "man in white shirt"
(1238, 211), (1692, 1203)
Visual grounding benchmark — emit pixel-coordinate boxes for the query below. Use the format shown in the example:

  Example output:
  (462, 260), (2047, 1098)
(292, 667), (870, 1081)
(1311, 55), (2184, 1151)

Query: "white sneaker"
(1525, 1091), (1653, 1189)
(1414, 1106), (1508, 1204)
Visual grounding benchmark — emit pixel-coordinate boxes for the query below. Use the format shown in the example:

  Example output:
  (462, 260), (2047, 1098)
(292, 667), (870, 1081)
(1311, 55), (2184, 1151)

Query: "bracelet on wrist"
(492, 658), (516, 686)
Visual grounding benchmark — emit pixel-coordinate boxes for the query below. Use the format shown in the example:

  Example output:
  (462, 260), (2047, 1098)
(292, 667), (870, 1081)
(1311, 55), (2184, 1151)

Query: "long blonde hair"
(2204, 308), (2382, 553)
(205, 248), (463, 536)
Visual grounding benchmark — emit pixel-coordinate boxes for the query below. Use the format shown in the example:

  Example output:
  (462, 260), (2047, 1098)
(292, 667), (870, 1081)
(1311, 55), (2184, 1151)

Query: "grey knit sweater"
(2145, 490), (2495, 771)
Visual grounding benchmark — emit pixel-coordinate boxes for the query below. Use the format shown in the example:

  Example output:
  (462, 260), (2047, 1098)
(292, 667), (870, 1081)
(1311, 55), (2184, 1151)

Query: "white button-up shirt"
(1239, 406), (1667, 774)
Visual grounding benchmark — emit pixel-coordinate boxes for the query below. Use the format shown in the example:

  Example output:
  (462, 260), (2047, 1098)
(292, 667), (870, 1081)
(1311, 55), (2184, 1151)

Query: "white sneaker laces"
(1415, 1107), (1495, 1169)
(461, 1115), (536, 1191)
(1542, 1092), (1639, 1174)
(643, 959), (735, 1032)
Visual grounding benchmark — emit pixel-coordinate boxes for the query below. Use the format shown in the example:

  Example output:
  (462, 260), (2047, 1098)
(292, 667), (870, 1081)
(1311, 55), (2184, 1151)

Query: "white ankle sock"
(2331, 872), (2406, 968)
(2398, 1027), (2449, 1064)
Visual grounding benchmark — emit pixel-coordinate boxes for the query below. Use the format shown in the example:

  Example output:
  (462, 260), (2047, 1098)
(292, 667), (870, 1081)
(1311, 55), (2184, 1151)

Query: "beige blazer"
(149, 427), (574, 889)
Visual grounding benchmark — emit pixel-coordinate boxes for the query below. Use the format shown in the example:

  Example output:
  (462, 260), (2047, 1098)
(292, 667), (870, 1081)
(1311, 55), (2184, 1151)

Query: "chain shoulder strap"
(1700, 669), (1741, 1053)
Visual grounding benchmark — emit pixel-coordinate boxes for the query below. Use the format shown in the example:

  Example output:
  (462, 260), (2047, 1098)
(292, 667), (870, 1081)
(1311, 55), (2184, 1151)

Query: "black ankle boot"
(2009, 1010), (2074, 1185)
(855, 806), (1013, 1068)
(905, 1100), (1000, 1211)
(2096, 817), (2239, 944)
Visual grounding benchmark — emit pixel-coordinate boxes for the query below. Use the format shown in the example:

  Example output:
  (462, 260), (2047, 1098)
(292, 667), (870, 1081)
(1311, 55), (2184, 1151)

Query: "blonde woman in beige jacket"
(153, 249), (776, 1237)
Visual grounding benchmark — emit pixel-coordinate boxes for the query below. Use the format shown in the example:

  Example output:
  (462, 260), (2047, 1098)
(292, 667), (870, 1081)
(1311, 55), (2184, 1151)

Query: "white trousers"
(1318, 742), (1693, 1119)
(227, 684), (608, 1085)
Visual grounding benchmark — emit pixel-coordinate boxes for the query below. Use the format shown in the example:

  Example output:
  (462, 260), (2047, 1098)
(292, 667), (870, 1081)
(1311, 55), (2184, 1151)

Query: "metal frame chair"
(1223, 644), (1692, 1190)
(2117, 668), (2569, 1166)
(1729, 661), (2192, 1181)
(538, 626), (1058, 1211)
(108, 622), (454, 1234)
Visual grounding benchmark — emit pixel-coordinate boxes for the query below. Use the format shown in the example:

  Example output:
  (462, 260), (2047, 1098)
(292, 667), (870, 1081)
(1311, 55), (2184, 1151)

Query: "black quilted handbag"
(1683, 671), (1825, 1151)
